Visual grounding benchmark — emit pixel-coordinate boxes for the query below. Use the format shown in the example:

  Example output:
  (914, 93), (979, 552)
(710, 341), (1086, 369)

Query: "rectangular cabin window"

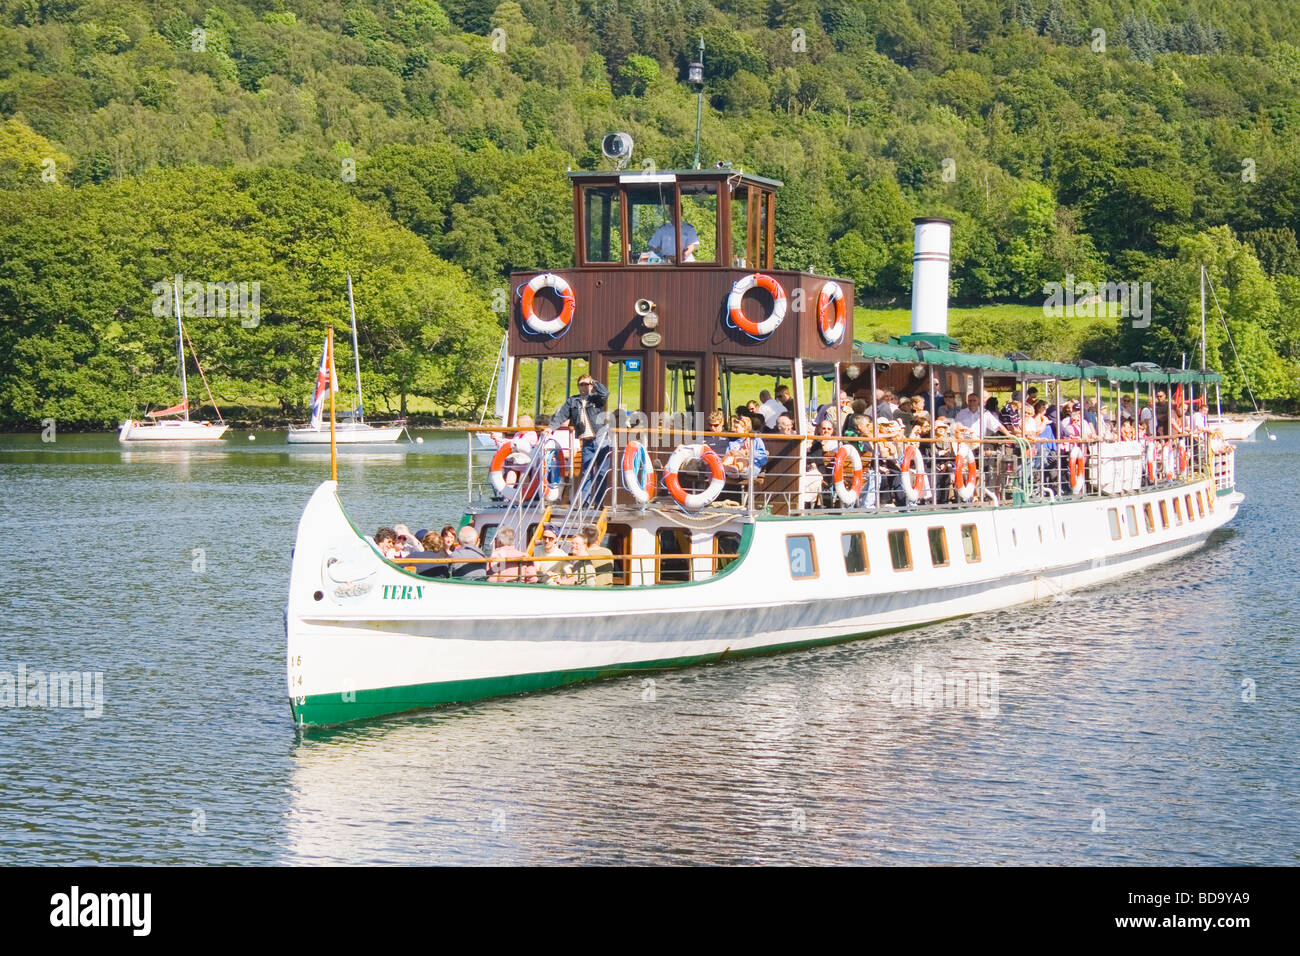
(961, 524), (981, 563)
(656, 528), (693, 583)
(1125, 505), (1139, 537)
(604, 523), (631, 586)
(1158, 500), (1170, 529)
(928, 527), (949, 567)
(841, 532), (869, 575)
(713, 531), (741, 574)
(1108, 508), (1121, 540)
(678, 182), (718, 264)
(888, 530), (912, 571)
(730, 185), (750, 268)
(1143, 503), (1156, 533)
(480, 525), (498, 552)
(1185, 494), (1195, 520)
(1173, 497), (1183, 525)
(627, 184), (677, 265)
(786, 535), (818, 579)
(582, 186), (623, 264)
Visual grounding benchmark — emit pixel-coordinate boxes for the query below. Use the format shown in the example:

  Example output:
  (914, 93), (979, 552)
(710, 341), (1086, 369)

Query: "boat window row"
(787, 523), (982, 579)
(1107, 489), (1209, 541)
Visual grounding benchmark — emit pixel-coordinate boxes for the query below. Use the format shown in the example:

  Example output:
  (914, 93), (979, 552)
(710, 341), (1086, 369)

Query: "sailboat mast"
(174, 275), (189, 421)
(1199, 264), (1207, 371)
(347, 272), (364, 424)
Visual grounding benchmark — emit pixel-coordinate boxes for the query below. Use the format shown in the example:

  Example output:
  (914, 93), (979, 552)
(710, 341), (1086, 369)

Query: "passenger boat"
(119, 277), (228, 442)
(286, 165), (1241, 727)
(287, 274), (407, 444)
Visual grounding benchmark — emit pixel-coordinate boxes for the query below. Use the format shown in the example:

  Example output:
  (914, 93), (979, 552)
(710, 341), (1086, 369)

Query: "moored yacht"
(286, 164), (1240, 727)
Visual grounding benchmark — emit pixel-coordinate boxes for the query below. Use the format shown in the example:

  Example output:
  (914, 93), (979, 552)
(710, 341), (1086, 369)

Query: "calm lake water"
(0, 426), (1295, 865)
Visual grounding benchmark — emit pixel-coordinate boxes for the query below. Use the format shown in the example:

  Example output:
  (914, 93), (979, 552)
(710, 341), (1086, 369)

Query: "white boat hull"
(286, 478), (1242, 726)
(1208, 417), (1263, 441)
(119, 419), (229, 442)
(287, 423), (407, 444)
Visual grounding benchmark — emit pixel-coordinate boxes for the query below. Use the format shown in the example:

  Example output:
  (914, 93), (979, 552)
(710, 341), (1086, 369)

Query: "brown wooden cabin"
(505, 169), (855, 431)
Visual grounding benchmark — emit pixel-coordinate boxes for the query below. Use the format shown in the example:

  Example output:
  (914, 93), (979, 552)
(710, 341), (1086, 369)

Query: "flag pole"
(328, 326), (338, 482)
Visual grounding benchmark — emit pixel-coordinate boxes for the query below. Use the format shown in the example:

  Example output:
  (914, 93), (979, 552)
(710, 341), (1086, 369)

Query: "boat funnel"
(910, 218), (953, 338)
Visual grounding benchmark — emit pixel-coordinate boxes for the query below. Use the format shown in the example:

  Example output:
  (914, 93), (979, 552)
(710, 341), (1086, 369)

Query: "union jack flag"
(308, 334), (337, 429)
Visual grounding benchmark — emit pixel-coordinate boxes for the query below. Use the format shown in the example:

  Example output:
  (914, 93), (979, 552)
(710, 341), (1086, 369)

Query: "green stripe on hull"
(291, 620), (952, 727)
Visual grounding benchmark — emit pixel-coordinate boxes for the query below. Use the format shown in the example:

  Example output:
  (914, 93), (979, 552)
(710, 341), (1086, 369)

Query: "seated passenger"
(774, 413), (796, 435)
(582, 525), (615, 587)
(393, 524), (420, 557)
(536, 525), (569, 585)
(487, 526), (538, 583)
(373, 527), (400, 560)
(556, 533), (592, 585)
(439, 526), (460, 558)
(702, 410), (729, 455)
(416, 531), (450, 578)
(449, 526), (487, 581)
(722, 415), (767, 479)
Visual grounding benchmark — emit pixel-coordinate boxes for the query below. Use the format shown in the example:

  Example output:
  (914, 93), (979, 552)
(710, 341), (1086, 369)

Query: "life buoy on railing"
(488, 442), (515, 499)
(1144, 441), (1157, 484)
(817, 281), (846, 346)
(832, 444), (864, 506)
(663, 443), (725, 513)
(1068, 444), (1087, 495)
(1162, 443), (1177, 481)
(488, 435), (563, 502)
(1177, 442), (1190, 477)
(900, 444), (930, 504)
(621, 440), (656, 506)
(726, 273), (787, 339)
(954, 445), (978, 502)
(520, 273), (575, 336)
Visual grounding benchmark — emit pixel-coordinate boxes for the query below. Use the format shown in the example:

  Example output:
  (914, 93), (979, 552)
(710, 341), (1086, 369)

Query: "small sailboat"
(119, 277), (228, 442)
(287, 274), (407, 444)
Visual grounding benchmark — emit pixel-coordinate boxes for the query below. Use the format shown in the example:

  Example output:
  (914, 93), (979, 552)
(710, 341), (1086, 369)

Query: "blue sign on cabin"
(624, 359), (641, 371)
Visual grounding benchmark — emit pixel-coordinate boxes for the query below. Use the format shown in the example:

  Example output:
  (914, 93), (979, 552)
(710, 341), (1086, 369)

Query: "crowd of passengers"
(493, 373), (1215, 510)
(371, 522), (615, 585)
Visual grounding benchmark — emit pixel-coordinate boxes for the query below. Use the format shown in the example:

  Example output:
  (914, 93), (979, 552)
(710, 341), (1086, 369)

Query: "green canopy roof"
(852, 340), (1223, 386)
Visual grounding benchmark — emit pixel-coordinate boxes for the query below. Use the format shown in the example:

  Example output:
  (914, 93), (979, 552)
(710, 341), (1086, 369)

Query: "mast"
(347, 272), (364, 423)
(1199, 263), (1207, 371)
(174, 275), (189, 421)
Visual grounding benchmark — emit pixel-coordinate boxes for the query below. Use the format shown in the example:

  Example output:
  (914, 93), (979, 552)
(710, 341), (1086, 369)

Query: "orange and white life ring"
(520, 273), (575, 336)
(727, 273), (787, 339)
(1068, 444), (1086, 494)
(663, 443), (725, 513)
(954, 446), (978, 502)
(817, 281), (846, 346)
(489, 436), (563, 502)
(832, 444), (864, 506)
(900, 444), (930, 504)
(1162, 443), (1177, 480)
(1177, 442), (1190, 476)
(621, 440), (656, 506)
(1145, 441), (1157, 484)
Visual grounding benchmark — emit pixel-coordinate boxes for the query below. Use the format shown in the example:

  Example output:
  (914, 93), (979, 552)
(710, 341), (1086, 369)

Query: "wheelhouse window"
(888, 530), (912, 571)
(961, 524), (980, 562)
(786, 535), (818, 579)
(582, 186), (623, 264)
(678, 182), (718, 264)
(841, 532), (868, 575)
(928, 527), (949, 567)
(627, 183), (676, 265)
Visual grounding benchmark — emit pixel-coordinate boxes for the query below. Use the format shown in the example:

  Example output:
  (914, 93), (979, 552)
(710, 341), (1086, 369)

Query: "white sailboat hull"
(118, 419), (229, 442)
(286, 422), (407, 444)
(286, 478), (1241, 726)
(1207, 417), (1263, 441)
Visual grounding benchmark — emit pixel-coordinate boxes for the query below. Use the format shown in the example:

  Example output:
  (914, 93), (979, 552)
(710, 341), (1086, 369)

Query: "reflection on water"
(0, 430), (1296, 864)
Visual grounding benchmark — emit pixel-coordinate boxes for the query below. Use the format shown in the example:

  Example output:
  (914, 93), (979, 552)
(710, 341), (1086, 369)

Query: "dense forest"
(2, 0), (1300, 425)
